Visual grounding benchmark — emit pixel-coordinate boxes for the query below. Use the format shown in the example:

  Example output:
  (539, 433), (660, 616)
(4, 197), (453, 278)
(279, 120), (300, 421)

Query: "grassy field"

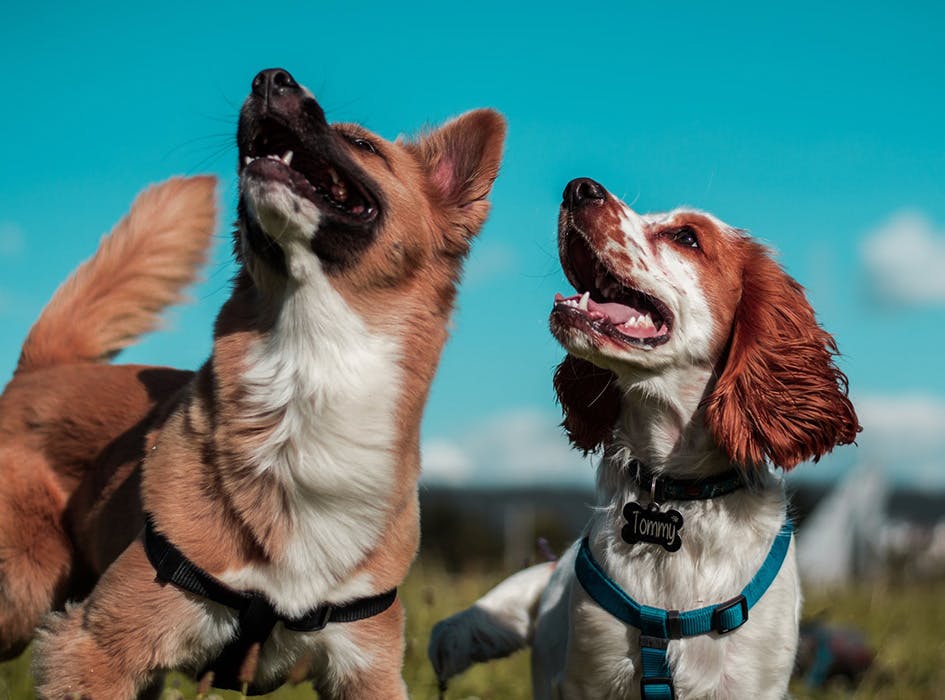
(2, 562), (943, 699)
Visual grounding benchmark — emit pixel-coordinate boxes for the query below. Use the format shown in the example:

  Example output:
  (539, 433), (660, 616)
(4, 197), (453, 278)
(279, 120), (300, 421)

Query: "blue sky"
(2, 2), (943, 488)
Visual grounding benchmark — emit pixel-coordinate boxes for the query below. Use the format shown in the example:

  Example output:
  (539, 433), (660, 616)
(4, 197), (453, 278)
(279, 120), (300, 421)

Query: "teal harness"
(574, 520), (794, 700)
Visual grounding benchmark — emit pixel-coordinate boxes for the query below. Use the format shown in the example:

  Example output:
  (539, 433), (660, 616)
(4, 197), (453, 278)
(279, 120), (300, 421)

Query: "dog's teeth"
(331, 183), (348, 202)
(329, 168), (341, 185)
(579, 292), (590, 312)
(243, 156), (252, 166)
(282, 150), (294, 166)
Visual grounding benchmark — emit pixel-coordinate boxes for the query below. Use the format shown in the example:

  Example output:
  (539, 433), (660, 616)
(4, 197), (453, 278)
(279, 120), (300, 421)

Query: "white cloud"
(421, 441), (474, 484)
(421, 407), (596, 486)
(861, 211), (945, 306)
(0, 222), (24, 258)
(852, 393), (945, 488)
(856, 394), (945, 451)
(423, 396), (945, 489)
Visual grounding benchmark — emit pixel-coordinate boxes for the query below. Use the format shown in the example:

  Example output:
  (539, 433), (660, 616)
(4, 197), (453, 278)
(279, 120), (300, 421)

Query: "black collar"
(144, 515), (396, 694)
(629, 459), (746, 502)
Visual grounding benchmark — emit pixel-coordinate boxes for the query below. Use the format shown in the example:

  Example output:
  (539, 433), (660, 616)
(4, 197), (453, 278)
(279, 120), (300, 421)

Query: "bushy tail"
(428, 561), (554, 686)
(17, 176), (217, 374)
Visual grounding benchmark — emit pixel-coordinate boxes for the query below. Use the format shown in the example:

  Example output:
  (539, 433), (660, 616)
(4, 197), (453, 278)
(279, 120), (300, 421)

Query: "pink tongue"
(554, 293), (664, 339)
(587, 299), (639, 325)
(554, 293), (641, 323)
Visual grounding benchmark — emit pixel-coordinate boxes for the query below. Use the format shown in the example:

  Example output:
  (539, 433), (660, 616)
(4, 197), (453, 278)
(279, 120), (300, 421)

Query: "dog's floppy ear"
(409, 109), (506, 252)
(554, 354), (621, 455)
(704, 241), (861, 470)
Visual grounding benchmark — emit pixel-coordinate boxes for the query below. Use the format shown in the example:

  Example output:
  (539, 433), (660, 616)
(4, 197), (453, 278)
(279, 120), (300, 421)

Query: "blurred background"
(1, 1), (943, 698)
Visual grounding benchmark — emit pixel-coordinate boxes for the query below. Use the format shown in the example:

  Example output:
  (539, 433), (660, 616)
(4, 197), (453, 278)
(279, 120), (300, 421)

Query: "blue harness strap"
(575, 520), (793, 700)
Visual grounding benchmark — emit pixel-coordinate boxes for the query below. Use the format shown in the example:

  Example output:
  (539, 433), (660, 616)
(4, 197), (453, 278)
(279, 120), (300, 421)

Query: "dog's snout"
(244, 67), (324, 126)
(252, 68), (300, 100)
(563, 178), (606, 208)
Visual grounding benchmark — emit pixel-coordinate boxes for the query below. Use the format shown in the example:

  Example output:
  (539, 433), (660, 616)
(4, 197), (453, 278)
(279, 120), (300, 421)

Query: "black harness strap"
(143, 515), (397, 694)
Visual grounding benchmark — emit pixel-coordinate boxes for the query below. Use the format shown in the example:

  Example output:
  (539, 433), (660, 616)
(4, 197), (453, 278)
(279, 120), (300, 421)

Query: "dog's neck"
(595, 366), (754, 503)
(245, 272), (402, 479)
(207, 262), (411, 567)
(611, 366), (728, 472)
(592, 366), (785, 579)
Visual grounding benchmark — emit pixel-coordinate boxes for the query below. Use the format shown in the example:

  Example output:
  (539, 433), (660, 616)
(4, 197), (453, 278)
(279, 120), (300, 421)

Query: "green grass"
(790, 580), (945, 700)
(2, 564), (943, 699)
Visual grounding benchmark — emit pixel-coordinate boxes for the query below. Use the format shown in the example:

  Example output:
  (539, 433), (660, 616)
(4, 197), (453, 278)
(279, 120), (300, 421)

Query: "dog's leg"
(0, 449), (73, 660)
(313, 596), (408, 700)
(428, 561), (555, 685)
(32, 538), (233, 700)
(33, 600), (141, 699)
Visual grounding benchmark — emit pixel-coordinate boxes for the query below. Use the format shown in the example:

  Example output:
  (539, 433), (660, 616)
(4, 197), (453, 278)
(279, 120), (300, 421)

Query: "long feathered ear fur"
(704, 241), (861, 470)
(553, 354), (621, 455)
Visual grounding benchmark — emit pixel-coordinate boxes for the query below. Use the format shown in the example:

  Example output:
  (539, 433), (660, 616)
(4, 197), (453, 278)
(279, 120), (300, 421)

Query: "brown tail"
(17, 176), (218, 374)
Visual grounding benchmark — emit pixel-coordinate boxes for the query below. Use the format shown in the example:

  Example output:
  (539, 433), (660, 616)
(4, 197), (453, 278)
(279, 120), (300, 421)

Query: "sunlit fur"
(0, 176), (216, 665)
(1, 89), (504, 698)
(429, 186), (860, 699)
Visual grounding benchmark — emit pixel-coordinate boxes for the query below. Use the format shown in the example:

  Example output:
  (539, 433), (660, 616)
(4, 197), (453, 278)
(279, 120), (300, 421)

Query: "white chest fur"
(222, 252), (403, 617)
(566, 471), (801, 700)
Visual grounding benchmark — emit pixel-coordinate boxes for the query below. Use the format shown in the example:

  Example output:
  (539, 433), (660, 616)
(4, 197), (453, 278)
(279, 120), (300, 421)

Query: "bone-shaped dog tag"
(621, 502), (683, 552)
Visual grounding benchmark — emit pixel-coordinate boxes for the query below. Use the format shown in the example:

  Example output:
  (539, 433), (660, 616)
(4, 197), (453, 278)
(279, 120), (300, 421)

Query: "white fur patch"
(222, 172), (405, 686)
(224, 168), (404, 625)
(617, 206), (715, 366)
(242, 174), (323, 249)
(221, 246), (402, 616)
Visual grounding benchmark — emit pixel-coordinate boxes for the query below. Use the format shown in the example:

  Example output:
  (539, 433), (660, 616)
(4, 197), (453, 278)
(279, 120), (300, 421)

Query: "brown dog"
(1, 68), (505, 699)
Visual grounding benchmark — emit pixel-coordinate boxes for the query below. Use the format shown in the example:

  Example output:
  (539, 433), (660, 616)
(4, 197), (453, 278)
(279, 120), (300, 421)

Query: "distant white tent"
(796, 466), (888, 586)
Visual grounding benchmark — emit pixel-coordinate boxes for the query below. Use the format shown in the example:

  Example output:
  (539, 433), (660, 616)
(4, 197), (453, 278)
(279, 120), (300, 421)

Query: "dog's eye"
(668, 226), (700, 249)
(346, 135), (378, 155)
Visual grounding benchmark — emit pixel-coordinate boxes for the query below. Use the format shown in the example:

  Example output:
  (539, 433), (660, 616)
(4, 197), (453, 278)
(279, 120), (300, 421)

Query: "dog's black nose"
(563, 178), (606, 208)
(251, 68), (300, 100)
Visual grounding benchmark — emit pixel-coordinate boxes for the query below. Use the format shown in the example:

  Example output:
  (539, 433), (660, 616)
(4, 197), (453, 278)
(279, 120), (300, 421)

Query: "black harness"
(143, 516), (396, 694)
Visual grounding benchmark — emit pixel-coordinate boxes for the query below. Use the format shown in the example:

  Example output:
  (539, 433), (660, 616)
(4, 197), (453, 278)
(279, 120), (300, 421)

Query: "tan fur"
(18, 177), (217, 373)
(3, 89), (504, 698)
(0, 178), (215, 664)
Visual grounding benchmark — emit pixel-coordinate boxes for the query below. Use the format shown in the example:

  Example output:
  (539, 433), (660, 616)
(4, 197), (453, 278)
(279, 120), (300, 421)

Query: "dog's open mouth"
(553, 229), (672, 347)
(241, 118), (378, 225)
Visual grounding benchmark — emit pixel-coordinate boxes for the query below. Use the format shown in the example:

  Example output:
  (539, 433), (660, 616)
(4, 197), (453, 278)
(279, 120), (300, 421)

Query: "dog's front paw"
(33, 604), (139, 700)
(427, 606), (526, 684)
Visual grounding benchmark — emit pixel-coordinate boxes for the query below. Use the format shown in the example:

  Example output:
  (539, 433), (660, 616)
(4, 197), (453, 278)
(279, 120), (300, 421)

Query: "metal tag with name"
(621, 502), (683, 552)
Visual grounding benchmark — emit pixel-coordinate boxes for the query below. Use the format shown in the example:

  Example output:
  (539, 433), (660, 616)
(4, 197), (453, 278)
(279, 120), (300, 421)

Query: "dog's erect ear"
(409, 109), (506, 251)
(554, 354), (621, 455)
(704, 241), (861, 470)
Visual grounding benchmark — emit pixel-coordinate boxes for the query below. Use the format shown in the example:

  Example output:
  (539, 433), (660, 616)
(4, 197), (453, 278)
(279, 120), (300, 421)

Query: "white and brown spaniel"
(429, 177), (860, 699)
